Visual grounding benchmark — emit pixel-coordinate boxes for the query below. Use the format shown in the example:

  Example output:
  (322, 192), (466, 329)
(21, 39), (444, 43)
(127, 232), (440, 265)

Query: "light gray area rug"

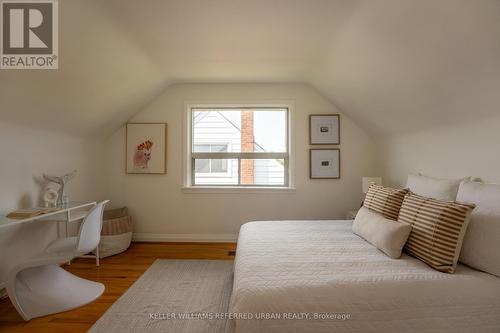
(88, 260), (234, 333)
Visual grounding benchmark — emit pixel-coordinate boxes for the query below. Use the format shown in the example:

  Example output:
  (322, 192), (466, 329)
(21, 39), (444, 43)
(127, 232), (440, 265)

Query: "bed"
(227, 220), (500, 333)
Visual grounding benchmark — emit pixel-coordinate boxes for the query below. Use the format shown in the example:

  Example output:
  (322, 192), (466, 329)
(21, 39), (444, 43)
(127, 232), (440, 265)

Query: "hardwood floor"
(0, 242), (237, 333)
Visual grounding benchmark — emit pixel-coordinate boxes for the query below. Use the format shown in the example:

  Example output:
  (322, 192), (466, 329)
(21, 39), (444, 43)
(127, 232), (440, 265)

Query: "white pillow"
(352, 207), (412, 259)
(406, 173), (468, 201)
(457, 180), (500, 277)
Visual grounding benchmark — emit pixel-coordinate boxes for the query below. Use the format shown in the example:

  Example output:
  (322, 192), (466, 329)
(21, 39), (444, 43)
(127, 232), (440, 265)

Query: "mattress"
(228, 220), (500, 333)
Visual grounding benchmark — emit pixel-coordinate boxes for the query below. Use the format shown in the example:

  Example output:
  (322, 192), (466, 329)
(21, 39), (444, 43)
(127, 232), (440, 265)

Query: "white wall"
(376, 114), (500, 187)
(0, 121), (105, 291)
(105, 83), (375, 241)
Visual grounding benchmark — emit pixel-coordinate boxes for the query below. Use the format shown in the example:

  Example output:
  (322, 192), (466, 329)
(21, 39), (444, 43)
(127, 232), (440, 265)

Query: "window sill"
(181, 186), (296, 194)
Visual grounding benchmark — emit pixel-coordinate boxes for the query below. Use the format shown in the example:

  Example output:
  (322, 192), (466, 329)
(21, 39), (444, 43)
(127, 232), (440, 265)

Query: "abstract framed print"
(310, 148), (340, 179)
(309, 114), (340, 145)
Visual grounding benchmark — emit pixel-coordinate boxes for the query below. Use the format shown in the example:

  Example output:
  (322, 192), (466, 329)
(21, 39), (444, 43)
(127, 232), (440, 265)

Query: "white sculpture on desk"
(43, 170), (77, 206)
(43, 187), (59, 207)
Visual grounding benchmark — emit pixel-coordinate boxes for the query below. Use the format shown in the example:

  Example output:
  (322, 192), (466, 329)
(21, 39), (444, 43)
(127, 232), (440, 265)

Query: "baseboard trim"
(132, 233), (238, 243)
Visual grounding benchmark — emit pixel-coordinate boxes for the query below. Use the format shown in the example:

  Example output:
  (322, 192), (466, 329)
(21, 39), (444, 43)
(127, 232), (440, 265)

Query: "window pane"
(210, 159), (227, 172)
(194, 159), (238, 185)
(192, 109), (287, 153)
(253, 110), (287, 153)
(193, 144), (210, 152)
(211, 145), (227, 152)
(195, 159), (210, 173)
(241, 159), (285, 185)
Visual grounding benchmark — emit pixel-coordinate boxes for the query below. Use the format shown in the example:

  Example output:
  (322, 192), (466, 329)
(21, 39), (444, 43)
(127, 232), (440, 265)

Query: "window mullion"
(192, 152), (287, 159)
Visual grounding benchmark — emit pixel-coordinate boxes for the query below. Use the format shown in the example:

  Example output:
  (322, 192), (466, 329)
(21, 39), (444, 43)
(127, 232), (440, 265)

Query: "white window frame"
(184, 104), (294, 189)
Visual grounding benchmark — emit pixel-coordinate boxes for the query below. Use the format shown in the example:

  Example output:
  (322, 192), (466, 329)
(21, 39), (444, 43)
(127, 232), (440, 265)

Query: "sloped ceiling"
(1, 0), (499, 137)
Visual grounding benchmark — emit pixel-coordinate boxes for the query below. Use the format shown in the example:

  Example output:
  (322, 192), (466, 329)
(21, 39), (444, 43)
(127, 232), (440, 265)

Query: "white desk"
(0, 201), (99, 265)
(0, 201), (96, 230)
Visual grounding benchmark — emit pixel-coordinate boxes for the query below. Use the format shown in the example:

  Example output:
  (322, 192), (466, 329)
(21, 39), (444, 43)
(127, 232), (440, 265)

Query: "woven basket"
(94, 212), (133, 258)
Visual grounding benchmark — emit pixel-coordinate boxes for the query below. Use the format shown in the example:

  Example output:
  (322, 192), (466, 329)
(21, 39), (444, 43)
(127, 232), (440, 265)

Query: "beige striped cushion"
(363, 184), (408, 220)
(398, 192), (475, 273)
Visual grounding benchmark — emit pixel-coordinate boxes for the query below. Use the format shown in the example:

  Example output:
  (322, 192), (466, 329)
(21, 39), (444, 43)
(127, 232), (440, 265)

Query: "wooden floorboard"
(0, 242), (237, 333)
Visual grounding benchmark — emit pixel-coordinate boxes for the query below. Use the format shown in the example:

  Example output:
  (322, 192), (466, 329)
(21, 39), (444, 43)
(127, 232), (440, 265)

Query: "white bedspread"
(228, 220), (500, 333)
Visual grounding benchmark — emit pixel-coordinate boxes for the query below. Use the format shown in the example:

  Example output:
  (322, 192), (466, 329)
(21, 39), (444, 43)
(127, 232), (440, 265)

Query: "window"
(190, 107), (289, 186)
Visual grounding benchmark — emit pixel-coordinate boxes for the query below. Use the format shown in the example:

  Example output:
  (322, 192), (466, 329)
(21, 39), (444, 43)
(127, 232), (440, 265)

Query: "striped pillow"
(363, 184), (408, 220)
(398, 192), (475, 273)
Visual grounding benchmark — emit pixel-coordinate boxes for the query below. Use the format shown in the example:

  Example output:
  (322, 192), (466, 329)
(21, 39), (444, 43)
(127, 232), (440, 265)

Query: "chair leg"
(95, 246), (100, 267)
(6, 264), (104, 320)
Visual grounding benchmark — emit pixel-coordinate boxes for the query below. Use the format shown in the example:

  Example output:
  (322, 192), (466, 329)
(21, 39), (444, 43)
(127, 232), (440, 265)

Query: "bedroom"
(0, 0), (499, 332)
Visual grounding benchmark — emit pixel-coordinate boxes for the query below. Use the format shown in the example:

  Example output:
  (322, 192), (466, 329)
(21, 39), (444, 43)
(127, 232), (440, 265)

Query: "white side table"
(346, 209), (359, 220)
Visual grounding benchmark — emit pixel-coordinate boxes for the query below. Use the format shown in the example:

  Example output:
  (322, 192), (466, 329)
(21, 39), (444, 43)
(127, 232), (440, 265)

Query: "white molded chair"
(6, 200), (109, 321)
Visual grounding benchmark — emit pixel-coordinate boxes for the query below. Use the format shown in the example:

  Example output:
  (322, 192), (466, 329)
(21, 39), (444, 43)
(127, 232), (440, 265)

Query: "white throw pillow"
(352, 207), (412, 259)
(457, 180), (500, 277)
(406, 173), (468, 201)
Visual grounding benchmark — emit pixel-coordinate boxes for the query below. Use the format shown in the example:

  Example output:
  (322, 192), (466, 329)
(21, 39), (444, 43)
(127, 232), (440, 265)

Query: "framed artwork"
(310, 148), (340, 179)
(126, 123), (167, 174)
(309, 114), (340, 145)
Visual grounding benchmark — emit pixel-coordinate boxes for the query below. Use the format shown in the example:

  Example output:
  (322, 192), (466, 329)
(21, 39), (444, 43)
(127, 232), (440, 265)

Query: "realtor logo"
(1, 0), (58, 69)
